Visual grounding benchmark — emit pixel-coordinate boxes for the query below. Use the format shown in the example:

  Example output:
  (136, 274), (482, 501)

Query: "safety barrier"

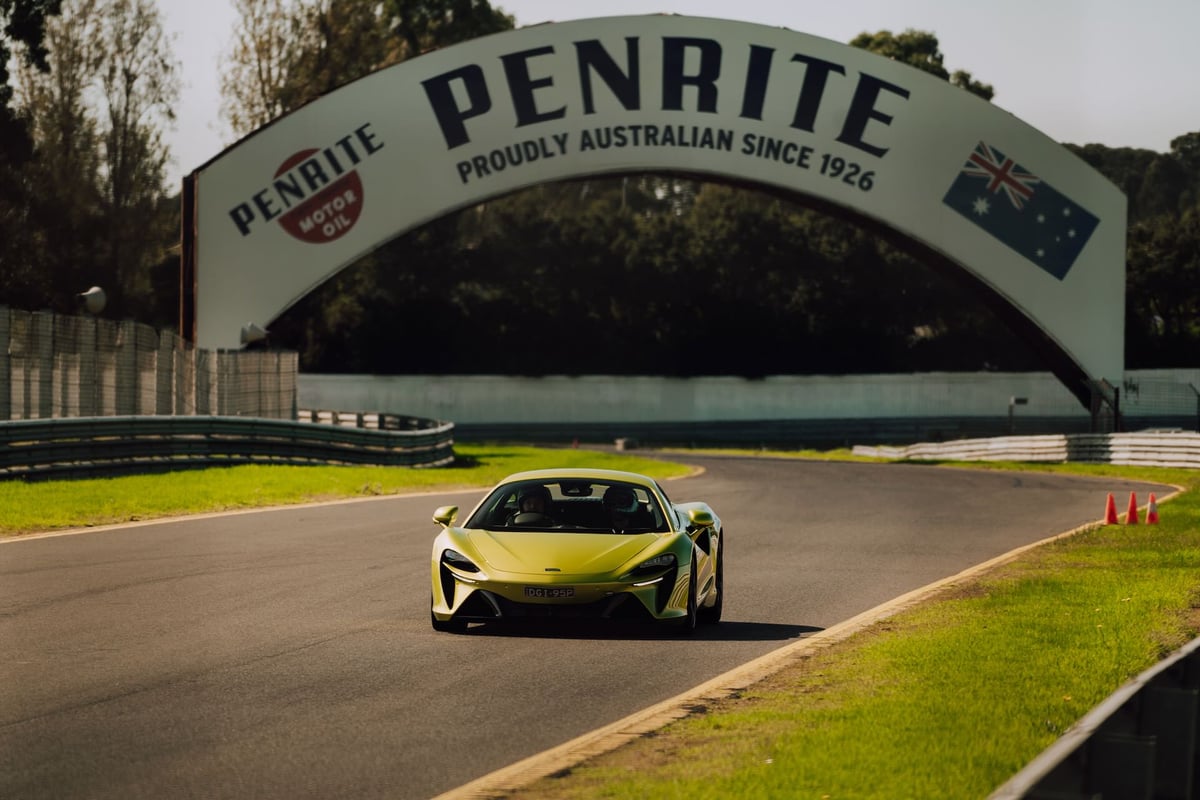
(0, 415), (455, 479)
(852, 431), (1200, 469)
(296, 409), (439, 431)
(991, 636), (1200, 799)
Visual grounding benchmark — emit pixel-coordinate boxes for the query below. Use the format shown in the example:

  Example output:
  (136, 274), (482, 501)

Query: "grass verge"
(0, 445), (693, 536)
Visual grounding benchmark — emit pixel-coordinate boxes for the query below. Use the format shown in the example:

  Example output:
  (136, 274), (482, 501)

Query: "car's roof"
(497, 468), (658, 489)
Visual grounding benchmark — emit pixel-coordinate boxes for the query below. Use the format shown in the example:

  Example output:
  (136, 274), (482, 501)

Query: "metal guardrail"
(852, 432), (1200, 469)
(296, 409), (441, 431)
(991, 636), (1200, 799)
(0, 415), (455, 479)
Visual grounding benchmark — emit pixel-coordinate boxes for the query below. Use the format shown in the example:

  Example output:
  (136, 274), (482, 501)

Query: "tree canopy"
(1, 0), (63, 162)
(1, 0), (177, 319)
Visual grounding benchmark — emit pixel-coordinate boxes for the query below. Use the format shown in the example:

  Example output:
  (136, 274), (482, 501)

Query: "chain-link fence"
(0, 306), (297, 420)
(1120, 376), (1200, 431)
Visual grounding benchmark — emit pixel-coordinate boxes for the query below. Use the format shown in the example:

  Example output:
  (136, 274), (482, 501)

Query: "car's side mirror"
(686, 508), (715, 529)
(432, 505), (458, 527)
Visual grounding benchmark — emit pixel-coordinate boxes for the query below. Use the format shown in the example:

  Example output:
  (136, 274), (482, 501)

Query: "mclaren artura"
(430, 468), (723, 633)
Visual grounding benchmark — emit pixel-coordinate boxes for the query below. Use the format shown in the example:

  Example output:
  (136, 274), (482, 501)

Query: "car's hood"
(466, 530), (660, 575)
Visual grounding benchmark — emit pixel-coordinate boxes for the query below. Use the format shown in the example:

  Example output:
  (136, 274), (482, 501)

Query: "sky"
(159, 0), (1200, 187)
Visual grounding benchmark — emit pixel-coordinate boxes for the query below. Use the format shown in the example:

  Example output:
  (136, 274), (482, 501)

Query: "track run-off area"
(0, 455), (1170, 799)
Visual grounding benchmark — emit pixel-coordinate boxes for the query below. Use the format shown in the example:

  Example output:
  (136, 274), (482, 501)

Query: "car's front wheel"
(698, 534), (723, 625)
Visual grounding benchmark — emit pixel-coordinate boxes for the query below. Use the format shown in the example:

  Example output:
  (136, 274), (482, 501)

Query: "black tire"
(698, 534), (723, 625)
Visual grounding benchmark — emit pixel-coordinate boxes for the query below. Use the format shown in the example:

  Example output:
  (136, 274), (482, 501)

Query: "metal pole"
(180, 172), (197, 343)
(1192, 384), (1199, 433)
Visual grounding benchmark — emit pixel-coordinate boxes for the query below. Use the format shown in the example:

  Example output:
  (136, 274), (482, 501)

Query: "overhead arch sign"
(183, 14), (1125, 397)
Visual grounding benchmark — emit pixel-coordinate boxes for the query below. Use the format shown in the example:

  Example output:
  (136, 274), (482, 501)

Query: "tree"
(282, 0), (392, 105)
(9, 0), (178, 316)
(1168, 131), (1200, 210)
(221, 0), (514, 139)
(1, 0), (64, 161)
(1126, 210), (1200, 367)
(0, 0), (63, 305)
(386, 0), (514, 61)
(849, 29), (994, 101)
(94, 0), (179, 307)
(220, 0), (298, 134)
(6, 0), (103, 309)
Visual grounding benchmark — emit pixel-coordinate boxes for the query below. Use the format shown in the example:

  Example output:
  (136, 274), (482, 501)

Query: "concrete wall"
(297, 370), (1200, 425)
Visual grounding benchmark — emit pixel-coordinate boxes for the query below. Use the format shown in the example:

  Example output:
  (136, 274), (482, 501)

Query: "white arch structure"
(182, 15), (1125, 406)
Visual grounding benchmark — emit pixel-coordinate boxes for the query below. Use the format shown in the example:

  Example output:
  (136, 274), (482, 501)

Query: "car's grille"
(455, 590), (655, 622)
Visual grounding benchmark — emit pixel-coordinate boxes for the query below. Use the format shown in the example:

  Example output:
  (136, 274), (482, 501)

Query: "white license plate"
(524, 586), (575, 599)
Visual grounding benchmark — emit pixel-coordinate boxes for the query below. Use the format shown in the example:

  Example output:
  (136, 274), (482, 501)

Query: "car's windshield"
(465, 479), (669, 533)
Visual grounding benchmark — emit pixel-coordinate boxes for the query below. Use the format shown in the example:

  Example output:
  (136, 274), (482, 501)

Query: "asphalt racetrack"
(0, 455), (1171, 799)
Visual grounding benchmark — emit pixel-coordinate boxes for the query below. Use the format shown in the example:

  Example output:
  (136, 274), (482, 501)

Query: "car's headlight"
(638, 554), (676, 570)
(441, 549), (481, 573)
(624, 552), (676, 585)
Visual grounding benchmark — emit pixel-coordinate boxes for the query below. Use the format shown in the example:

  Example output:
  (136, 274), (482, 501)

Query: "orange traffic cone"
(1104, 493), (1119, 525)
(1146, 493), (1159, 524)
(1126, 492), (1139, 525)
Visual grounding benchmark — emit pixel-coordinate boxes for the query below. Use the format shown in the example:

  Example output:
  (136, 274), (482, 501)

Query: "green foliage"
(0, 0), (178, 319)
(221, 0), (514, 138)
(849, 28), (994, 100)
(274, 179), (1044, 376)
(1126, 207), (1200, 365)
(850, 29), (951, 78)
(387, 0), (515, 60)
(0, 0), (63, 154)
(0, 1), (64, 301)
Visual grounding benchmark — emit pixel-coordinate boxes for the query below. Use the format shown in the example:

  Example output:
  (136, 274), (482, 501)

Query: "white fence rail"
(853, 432), (1200, 469)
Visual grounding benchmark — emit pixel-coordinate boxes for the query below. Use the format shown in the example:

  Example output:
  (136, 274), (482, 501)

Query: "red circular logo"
(276, 149), (364, 244)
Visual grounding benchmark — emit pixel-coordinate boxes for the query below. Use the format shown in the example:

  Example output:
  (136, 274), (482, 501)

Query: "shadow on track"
(451, 620), (822, 641)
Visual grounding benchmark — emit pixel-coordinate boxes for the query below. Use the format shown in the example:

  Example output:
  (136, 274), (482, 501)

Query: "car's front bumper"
(432, 566), (690, 624)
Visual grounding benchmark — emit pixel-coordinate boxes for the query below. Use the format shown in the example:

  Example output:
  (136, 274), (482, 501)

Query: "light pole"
(79, 286), (106, 315)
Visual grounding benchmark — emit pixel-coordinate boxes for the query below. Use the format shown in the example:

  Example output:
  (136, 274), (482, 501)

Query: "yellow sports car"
(430, 468), (723, 633)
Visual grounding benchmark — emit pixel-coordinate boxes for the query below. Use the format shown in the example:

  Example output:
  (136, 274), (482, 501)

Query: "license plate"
(524, 586), (575, 599)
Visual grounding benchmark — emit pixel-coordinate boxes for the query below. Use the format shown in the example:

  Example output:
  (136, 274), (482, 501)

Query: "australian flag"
(942, 141), (1099, 280)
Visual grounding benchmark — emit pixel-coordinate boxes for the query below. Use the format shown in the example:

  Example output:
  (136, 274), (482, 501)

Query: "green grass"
(5, 444), (1197, 798)
(0, 445), (694, 535)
